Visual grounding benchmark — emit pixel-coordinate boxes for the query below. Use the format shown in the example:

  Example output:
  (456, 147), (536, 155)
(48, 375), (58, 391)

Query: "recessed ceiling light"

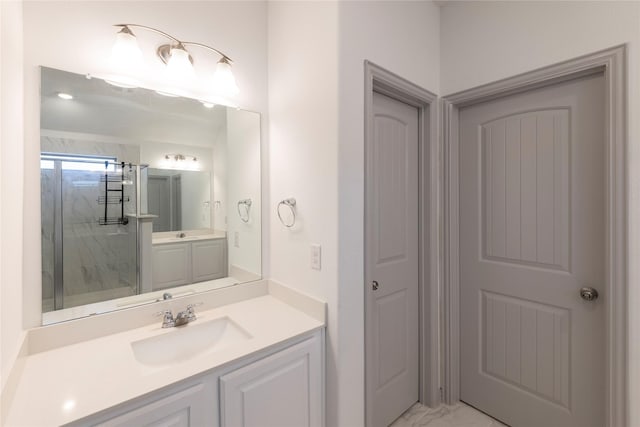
(201, 102), (215, 109)
(62, 399), (76, 412)
(57, 92), (73, 100)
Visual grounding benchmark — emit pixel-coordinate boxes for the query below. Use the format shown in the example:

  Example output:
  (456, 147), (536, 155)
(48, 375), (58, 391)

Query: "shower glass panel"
(41, 154), (138, 312)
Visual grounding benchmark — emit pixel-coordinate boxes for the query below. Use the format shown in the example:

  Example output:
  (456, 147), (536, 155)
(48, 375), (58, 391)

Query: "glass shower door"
(41, 154), (138, 312)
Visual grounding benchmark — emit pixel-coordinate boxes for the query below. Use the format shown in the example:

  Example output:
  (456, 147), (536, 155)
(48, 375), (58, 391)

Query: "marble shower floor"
(390, 402), (508, 427)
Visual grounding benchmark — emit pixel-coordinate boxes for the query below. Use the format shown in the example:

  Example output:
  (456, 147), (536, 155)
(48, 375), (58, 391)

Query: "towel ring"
(277, 198), (296, 228)
(237, 199), (252, 223)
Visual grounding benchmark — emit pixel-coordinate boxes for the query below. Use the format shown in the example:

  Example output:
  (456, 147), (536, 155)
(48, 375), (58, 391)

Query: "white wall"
(268, 1), (339, 298)
(179, 171), (211, 230)
(440, 1), (640, 423)
(20, 1), (269, 335)
(267, 0), (340, 424)
(268, 2), (440, 425)
(213, 118), (228, 232)
(0, 0), (26, 391)
(227, 109), (261, 276)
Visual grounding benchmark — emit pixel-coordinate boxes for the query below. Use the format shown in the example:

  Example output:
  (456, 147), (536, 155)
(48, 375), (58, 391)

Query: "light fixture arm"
(114, 24), (181, 44)
(114, 24), (233, 63)
(181, 41), (233, 64)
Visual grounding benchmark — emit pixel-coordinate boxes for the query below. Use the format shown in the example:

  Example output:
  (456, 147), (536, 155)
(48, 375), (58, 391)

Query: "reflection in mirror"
(146, 168), (211, 232)
(40, 67), (261, 324)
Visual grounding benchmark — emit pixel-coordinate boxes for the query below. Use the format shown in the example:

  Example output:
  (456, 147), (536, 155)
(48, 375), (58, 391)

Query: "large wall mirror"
(40, 67), (261, 324)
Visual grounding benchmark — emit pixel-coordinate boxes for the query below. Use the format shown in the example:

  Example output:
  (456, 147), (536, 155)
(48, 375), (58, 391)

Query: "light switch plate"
(311, 244), (321, 270)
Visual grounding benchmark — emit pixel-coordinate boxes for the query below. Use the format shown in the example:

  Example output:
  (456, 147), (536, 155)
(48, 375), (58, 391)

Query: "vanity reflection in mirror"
(40, 67), (261, 324)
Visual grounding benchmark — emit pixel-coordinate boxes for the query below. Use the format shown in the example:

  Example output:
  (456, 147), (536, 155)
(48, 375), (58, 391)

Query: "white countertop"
(4, 285), (325, 426)
(152, 229), (226, 245)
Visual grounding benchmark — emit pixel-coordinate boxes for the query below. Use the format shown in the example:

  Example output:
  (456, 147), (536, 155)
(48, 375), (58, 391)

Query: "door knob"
(372, 280), (379, 291)
(580, 287), (599, 301)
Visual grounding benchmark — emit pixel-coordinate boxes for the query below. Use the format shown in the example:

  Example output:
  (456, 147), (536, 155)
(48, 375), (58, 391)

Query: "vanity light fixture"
(57, 92), (73, 100)
(111, 24), (239, 97)
(165, 154), (197, 162)
(111, 26), (143, 68)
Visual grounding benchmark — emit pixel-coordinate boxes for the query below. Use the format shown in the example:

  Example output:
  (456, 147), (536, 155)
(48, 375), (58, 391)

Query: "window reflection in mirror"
(40, 67), (261, 324)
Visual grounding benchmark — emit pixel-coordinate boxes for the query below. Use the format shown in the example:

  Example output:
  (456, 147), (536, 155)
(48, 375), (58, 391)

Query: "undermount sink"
(131, 316), (252, 366)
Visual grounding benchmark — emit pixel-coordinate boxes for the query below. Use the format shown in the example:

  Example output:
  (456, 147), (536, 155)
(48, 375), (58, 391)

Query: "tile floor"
(390, 402), (508, 427)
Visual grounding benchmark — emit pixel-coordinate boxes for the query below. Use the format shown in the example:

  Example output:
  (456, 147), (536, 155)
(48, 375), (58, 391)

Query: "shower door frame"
(42, 153), (139, 311)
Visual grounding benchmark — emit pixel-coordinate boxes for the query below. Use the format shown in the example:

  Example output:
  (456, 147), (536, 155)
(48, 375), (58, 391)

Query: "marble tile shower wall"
(41, 136), (140, 311)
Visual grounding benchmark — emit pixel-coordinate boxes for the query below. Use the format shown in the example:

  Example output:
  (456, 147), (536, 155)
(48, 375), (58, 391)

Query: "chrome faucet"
(157, 309), (175, 328)
(156, 303), (202, 328)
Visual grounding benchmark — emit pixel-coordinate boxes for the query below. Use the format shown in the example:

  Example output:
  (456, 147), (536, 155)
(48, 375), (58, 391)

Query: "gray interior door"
(458, 72), (606, 427)
(148, 175), (170, 232)
(366, 92), (420, 427)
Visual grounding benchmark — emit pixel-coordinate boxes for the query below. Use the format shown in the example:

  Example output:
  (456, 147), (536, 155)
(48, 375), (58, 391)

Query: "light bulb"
(212, 58), (239, 97)
(111, 27), (142, 70)
(165, 45), (195, 81)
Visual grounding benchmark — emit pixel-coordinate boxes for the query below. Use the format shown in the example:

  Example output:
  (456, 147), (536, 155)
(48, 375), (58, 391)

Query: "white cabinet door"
(192, 240), (227, 282)
(84, 378), (216, 427)
(220, 333), (323, 427)
(152, 243), (191, 290)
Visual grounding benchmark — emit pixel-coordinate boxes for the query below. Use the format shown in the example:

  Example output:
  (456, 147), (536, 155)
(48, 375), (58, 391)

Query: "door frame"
(441, 45), (627, 427)
(364, 60), (440, 425)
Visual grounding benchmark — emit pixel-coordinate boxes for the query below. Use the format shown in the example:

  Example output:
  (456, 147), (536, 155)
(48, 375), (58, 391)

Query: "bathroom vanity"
(151, 231), (228, 290)
(67, 331), (322, 427)
(3, 281), (325, 427)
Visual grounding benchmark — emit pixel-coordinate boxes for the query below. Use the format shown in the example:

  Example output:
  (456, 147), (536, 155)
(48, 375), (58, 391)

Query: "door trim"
(364, 61), (440, 425)
(441, 45), (627, 427)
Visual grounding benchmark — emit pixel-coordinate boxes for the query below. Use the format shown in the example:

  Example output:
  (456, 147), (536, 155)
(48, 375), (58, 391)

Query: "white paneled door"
(459, 73), (605, 427)
(366, 92), (420, 427)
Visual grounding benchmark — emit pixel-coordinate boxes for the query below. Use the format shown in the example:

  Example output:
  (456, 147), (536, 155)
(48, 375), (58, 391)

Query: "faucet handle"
(155, 309), (175, 328)
(186, 302), (203, 309)
(185, 302), (203, 322)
